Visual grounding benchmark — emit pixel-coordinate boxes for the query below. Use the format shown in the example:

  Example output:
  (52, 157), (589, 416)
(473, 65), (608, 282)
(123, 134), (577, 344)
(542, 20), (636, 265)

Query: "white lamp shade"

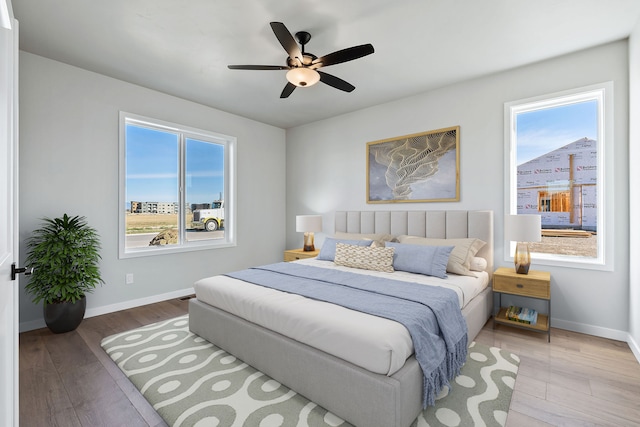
(296, 215), (323, 232)
(286, 68), (320, 87)
(505, 214), (541, 242)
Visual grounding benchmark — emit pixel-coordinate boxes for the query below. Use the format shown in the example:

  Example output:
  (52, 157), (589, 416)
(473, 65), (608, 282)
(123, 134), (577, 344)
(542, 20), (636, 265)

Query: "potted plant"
(25, 214), (104, 333)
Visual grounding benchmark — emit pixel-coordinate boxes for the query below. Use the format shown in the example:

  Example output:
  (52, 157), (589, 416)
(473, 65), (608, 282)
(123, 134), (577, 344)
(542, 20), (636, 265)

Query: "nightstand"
(284, 248), (320, 262)
(492, 266), (551, 341)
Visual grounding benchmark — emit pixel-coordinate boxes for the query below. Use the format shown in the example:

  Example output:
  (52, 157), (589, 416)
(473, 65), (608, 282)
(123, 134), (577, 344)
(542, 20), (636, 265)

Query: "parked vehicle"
(192, 200), (224, 231)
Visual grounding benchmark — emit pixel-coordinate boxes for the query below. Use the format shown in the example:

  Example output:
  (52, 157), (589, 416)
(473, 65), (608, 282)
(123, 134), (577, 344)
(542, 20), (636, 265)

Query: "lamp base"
(303, 232), (315, 252)
(514, 242), (531, 274)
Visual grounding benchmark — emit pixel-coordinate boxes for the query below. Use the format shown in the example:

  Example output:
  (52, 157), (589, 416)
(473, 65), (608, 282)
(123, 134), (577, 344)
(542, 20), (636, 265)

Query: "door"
(0, 1), (18, 425)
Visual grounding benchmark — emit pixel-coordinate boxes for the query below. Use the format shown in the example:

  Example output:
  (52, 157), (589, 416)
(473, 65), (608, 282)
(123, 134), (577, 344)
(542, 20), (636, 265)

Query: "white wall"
(629, 20), (640, 359)
(286, 41), (630, 339)
(19, 52), (287, 330)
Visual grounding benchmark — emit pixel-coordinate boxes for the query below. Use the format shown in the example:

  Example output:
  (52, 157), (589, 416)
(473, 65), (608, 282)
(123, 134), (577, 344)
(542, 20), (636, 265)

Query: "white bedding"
(194, 258), (489, 376)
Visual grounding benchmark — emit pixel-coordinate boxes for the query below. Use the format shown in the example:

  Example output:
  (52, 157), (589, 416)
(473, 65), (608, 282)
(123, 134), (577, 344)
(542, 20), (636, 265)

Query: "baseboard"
(551, 317), (629, 342)
(19, 318), (46, 333)
(19, 287), (195, 333)
(84, 287), (195, 319)
(628, 333), (640, 364)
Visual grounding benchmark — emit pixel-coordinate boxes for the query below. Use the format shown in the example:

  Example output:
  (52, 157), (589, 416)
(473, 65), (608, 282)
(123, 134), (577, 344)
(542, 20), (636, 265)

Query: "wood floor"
(19, 298), (640, 427)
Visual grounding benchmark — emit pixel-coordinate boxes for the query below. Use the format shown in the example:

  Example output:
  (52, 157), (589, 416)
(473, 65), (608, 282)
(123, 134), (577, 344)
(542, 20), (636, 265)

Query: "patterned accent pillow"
(334, 243), (395, 273)
(317, 238), (373, 261)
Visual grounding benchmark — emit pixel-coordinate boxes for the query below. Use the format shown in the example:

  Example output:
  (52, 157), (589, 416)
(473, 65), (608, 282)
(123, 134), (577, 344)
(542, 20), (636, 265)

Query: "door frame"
(1, 0), (19, 424)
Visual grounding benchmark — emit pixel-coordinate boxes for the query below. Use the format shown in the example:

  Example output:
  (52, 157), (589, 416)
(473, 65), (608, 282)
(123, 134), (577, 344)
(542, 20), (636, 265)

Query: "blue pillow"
(317, 238), (373, 261)
(385, 242), (454, 279)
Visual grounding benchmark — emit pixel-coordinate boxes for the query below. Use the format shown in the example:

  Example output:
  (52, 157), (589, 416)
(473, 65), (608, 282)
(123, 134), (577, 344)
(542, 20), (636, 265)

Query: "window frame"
(119, 112), (236, 259)
(503, 82), (614, 271)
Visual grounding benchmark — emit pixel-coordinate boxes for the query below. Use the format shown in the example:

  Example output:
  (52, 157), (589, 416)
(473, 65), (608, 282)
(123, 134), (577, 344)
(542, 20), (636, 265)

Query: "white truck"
(191, 200), (224, 231)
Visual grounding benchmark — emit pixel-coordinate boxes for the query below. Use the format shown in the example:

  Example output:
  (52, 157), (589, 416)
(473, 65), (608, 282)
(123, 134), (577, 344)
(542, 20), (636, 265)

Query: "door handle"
(11, 263), (34, 281)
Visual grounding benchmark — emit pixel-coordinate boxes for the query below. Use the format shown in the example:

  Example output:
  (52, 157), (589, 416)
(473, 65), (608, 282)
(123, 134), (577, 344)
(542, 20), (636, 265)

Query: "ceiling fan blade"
(228, 65), (289, 70)
(312, 44), (374, 68)
(280, 82), (297, 98)
(270, 22), (303, 66)
(318, 71), (355, 92)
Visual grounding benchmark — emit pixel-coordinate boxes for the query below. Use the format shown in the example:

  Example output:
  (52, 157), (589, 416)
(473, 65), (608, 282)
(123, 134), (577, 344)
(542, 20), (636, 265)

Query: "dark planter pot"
(43, 296), (87, 334)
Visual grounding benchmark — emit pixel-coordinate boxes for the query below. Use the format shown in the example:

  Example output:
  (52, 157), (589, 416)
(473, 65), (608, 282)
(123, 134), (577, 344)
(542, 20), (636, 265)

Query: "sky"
(516, 99), (598, 165)
(126, 124), (224, 208)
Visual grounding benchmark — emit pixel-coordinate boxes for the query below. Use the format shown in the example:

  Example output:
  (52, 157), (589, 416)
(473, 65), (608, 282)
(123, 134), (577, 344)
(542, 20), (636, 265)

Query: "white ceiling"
(12, 0), (640, 129)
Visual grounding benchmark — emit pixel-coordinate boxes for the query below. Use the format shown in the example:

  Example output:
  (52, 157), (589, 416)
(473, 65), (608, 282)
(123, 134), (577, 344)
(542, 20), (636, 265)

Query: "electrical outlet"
(126, 273), (134, 284)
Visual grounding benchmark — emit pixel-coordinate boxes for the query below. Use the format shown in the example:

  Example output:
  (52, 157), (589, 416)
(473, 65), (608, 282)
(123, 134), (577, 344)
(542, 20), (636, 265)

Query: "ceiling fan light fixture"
(286, 67), (320, 87)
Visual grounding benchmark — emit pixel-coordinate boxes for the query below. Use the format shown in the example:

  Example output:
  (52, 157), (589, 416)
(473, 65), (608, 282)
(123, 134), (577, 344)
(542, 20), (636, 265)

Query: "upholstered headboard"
(334, 210), (494, 276)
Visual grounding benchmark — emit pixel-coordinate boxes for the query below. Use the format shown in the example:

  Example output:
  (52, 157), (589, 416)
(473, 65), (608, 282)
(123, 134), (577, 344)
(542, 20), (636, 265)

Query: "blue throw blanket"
(226, 262), (468, 407)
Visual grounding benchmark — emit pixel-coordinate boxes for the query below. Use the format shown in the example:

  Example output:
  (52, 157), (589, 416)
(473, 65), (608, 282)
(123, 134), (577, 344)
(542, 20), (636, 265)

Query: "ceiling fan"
(228, 22), (374, 98)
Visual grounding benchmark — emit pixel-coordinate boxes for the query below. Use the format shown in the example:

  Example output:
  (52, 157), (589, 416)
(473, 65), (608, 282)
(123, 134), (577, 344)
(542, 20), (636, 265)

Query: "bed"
(189, 210), (493, 427)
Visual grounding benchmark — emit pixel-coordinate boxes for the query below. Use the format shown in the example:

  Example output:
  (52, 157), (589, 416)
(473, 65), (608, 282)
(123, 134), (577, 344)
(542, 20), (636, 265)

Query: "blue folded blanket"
(226, 262), (468, 407)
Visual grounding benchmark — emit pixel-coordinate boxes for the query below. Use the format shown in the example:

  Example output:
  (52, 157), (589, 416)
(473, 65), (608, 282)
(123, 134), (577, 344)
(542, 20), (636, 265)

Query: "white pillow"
(334, 243), (395, 273)
(469, 257), (488, 272)
(333, 231), (395, 247)
(396, 235), (486, 276)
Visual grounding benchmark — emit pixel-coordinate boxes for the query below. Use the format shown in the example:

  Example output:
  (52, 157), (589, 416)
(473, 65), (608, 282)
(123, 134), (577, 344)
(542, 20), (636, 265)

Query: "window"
(119, 112), (236, 258)
(504, 83), (613, 270)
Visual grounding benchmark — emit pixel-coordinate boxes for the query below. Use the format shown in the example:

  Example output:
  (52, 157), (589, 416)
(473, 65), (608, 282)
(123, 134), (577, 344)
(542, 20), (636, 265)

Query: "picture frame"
(366, 126), (460, 203)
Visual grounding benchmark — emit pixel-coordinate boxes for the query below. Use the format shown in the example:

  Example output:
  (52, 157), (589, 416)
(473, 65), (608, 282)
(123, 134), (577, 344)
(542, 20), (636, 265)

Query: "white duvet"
(194, 258), (488, 376)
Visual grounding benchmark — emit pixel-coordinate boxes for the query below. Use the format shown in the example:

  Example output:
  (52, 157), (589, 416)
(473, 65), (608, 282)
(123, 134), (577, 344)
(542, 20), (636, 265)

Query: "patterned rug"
(101, 315), (519, 427)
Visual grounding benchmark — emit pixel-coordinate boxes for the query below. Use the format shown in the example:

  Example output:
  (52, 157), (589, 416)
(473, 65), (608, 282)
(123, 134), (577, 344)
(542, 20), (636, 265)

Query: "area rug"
(101, 315), (519, 427)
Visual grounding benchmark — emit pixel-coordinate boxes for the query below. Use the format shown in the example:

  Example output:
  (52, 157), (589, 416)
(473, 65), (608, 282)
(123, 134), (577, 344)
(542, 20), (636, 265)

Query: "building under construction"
(517, 137), (597, 231)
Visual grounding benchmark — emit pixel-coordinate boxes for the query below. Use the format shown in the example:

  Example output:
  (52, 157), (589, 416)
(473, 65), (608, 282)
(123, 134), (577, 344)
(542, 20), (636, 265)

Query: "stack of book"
(506, 305), (538, 325)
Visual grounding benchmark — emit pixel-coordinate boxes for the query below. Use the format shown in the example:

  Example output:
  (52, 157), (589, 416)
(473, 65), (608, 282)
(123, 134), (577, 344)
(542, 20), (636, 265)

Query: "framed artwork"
(367, 126), (460, 203)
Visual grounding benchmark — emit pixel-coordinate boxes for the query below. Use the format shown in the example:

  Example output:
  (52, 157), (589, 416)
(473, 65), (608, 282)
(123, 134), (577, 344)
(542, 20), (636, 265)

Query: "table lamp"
(296, 215), (322, 251)
(505, 214), (541, 274)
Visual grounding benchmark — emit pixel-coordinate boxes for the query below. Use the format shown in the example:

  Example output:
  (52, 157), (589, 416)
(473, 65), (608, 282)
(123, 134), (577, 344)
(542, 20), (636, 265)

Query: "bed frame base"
(189, 298), (423, 427)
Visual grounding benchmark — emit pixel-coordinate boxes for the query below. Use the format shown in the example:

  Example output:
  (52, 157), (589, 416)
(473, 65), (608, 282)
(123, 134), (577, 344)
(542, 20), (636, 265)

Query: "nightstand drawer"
(493, 274), (550, 299)
(284, 252), (302, 262)
(284, 249), (319, 262)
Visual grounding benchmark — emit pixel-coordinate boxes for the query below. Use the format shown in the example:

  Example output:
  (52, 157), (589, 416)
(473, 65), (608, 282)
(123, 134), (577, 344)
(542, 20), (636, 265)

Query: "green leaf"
(24, 214), (103, 305)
